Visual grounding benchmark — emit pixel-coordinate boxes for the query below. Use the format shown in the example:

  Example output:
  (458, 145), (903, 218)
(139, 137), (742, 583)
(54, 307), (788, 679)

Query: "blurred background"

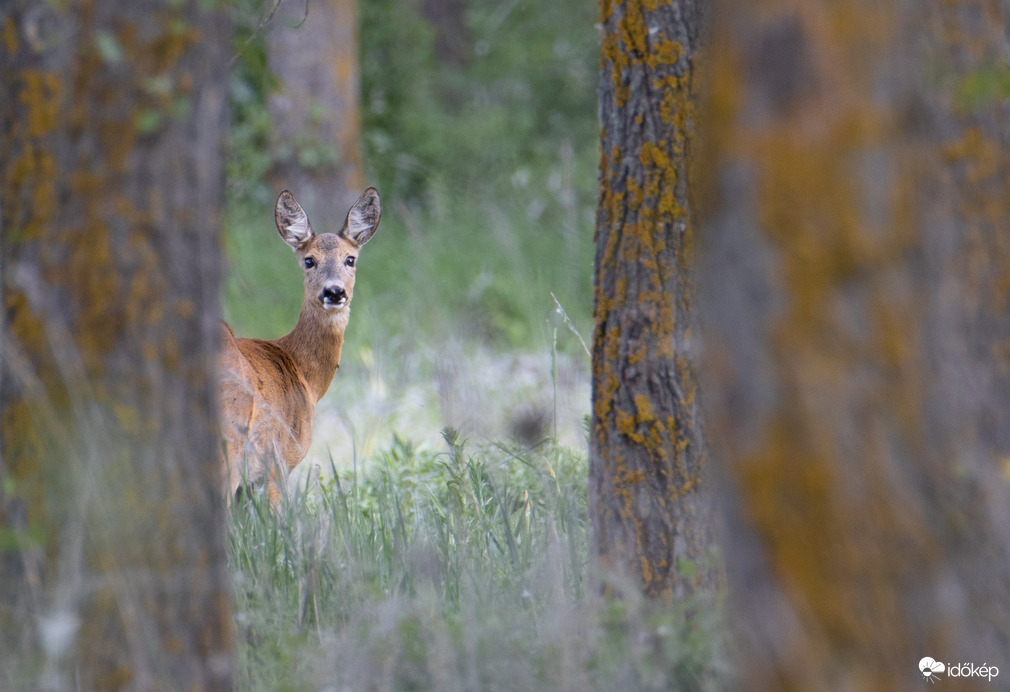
(223, 0), (598, 464)
(10, 2), (1006, 688)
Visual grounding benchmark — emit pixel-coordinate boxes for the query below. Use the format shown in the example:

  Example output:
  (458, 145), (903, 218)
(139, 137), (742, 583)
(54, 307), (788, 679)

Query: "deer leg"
(266, 459), (285, 508)
(264, 439), (291, 509)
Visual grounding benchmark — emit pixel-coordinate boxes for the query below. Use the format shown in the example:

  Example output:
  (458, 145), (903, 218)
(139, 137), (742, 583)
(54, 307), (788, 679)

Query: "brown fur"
(219, 188), (380, 506)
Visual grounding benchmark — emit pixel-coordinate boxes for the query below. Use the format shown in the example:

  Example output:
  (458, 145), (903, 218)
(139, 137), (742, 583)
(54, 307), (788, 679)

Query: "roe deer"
(219, 188), (381, 506)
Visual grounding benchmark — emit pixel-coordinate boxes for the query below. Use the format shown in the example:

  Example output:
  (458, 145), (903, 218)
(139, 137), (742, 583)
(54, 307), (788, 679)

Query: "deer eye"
(303, 257), (316, 269)
(345, 256), (356, 268)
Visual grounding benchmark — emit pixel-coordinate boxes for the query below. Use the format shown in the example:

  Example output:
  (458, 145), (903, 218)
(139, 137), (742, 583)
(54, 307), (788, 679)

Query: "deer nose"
(319, 285), (347, 307)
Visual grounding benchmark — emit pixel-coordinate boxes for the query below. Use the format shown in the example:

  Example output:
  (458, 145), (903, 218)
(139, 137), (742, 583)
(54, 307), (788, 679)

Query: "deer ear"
(341, 187), (381, 246)
(275, 190), (313, 250)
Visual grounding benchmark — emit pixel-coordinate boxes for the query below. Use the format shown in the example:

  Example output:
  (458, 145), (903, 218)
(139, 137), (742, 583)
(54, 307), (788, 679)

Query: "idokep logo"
(919, 658), (944, 683)
(919, 656), (1000, 683)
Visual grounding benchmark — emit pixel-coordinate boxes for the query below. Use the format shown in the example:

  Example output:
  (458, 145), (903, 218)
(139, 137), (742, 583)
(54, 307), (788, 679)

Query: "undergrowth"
(229, 432), (726, 691)
(222, 5), (722, 688)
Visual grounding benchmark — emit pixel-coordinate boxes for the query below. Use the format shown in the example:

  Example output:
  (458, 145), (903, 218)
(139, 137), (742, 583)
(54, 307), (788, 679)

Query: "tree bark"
(702, 0), (1010, 688)
(267, 0), (363, 222)
(0, 1), (233, 688)
(590, 0), (717, 601)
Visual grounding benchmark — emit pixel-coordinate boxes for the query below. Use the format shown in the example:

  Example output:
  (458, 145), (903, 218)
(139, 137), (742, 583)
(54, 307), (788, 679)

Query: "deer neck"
(274, 304), (348, 402)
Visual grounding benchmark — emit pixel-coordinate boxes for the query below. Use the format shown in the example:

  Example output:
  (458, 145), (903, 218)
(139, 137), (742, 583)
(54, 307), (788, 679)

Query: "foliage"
(359, 0), (597, 204)
(214, 3), (726, 688)
(229, 434), (727, 691)
(222, 0), (598, 352)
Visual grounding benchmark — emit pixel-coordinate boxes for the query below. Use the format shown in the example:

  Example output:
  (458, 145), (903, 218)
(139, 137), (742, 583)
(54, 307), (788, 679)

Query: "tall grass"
(229, 433), (727, 691)
(223, 5), (722, 688)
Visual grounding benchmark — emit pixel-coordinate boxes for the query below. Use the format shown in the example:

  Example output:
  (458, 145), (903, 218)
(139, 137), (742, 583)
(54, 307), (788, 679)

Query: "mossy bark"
(591, 0), (718, 601)
(702, 0), (1010, 688)
(0, 1), (232, 688)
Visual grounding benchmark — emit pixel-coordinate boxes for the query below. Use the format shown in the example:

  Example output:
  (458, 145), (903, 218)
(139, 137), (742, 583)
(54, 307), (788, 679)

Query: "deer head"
(274, 187), (382, 317)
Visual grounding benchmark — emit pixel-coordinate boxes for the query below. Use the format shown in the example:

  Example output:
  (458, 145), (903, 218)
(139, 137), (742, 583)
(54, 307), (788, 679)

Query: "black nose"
(320, 286), (346, 304)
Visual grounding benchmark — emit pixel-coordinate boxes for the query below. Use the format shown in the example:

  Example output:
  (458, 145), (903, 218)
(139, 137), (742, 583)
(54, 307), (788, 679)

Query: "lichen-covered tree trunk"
(0, 1), (233, 689)
(268, 0), (363, 219)
(702, 0), (1010, 688)
(590, 0), (717, 600)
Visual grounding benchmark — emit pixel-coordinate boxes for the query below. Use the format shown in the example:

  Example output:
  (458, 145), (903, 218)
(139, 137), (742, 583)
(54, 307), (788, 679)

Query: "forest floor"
(294, 344), (591, 490)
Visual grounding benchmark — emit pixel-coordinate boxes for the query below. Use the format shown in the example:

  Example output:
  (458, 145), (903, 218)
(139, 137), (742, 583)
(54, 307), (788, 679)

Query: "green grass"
(222, 3), (725, 687)
(228, 433), (727, 691)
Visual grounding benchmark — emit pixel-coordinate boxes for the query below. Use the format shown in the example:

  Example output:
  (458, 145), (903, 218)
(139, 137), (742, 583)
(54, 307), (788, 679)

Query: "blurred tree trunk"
(590, 0), (717, 600)
(702, 0), (1010, 688)
(0, 1), (232, 689)
(268, 0), (363, 221)
(420, 0), (471, 67)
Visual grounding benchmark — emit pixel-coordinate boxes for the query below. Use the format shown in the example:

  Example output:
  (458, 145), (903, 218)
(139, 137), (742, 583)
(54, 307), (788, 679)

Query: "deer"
(219, 187), (381, 507)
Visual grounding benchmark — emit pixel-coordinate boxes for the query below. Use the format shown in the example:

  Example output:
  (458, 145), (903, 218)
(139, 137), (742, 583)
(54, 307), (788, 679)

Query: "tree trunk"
(702, 0), (1010, 688)
(420, 0), (471, 67)
(267, 0), (363, 222)
(0, 1), (233, 689)
(590, 0), (717, 601)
